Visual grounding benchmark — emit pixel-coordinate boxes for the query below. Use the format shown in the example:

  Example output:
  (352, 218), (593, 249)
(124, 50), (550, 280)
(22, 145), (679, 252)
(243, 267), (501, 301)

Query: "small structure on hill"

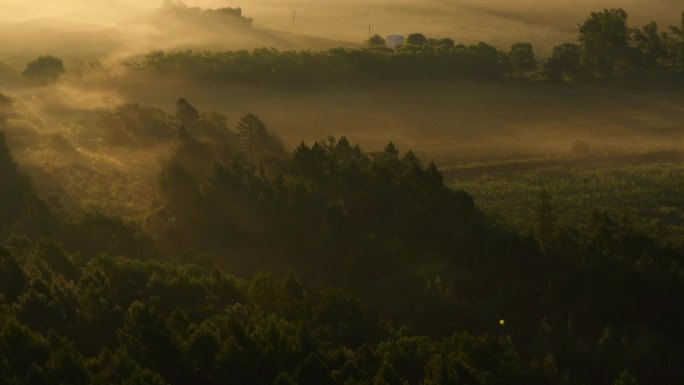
(386, 34), (405, 49)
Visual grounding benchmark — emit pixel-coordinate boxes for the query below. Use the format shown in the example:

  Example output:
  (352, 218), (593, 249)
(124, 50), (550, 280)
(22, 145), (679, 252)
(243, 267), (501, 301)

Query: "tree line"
(18, 9), (684, 85)
(131, 9), (684, 84)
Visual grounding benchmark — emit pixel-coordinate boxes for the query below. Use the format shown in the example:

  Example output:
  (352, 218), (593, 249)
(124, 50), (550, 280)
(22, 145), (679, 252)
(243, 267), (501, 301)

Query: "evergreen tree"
(175, 98), (200, 127)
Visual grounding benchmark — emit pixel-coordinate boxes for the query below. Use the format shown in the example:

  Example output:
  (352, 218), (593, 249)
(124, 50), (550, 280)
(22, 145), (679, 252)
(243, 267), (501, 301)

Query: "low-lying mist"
(0, 0), (352, 68)
(2, 72), (683, 222)
(1, 0), (683, 221)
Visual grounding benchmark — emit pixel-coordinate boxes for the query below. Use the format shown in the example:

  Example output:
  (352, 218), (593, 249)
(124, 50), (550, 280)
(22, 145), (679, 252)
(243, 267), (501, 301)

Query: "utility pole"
(368, 24), (372, 40)
(292, 11), (296, 29)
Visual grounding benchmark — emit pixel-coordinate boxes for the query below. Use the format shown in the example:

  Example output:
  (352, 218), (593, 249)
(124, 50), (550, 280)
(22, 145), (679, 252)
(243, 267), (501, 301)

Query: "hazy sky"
(3, 0), (678, 24)
(0, 0), (236, 21)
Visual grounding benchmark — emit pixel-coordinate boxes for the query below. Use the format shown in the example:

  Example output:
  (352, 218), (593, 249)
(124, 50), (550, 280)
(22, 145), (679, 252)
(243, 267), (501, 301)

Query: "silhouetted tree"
(436, 38), (455, 48)
(236, 113), (284, 161)
(99, 103), (176, 147)
(545, 43), (582, 81)
(579, 9), (630, 74)
(669, 12), (684, 68)
(631, 22), (668, 70)
(406, 33), (428, 46)
(22, 55), (65, 84)
(175, 98), (200, 127)
(509, 42), (538, 78)
(368, 34), (387, 47)
(0, 246), (27, 301)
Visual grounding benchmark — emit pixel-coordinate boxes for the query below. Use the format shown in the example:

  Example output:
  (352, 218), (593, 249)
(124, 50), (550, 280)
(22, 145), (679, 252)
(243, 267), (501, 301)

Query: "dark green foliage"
(377, 336), (435, 384)
(161, 0), (252, 28)
(465, 42), (511, 78)
(579, 9), (631, 74)
(0, 207), (680, 385)
(367, 34), (386, 47)
(152, 129), (484, 326)
(434, 38), (456, 48)
(509, 43), (537, 78)
(98, 104), (177, 147)
(0, 315), (88, 385)
(21, 56), (65, 84)
(296, 353), (332, 385)
(236, 113), (285, 163)
(669, 13), (684, 68)
(0, 132), (35, 233)
(0, 246), (27, 302)
(614, 370), (639, 385)
(1, 80), (683, 384)
(175, 98), (199, 127)
(631, 22), (668, 70)
(373, 361), (406, 385)
(61, 211), (157, 260)
(32, 238), (79, 280)
(98, 99), (235, 149)
(117, 301), (189, 384)
(406, 33), (428, 46)
(140, 43), (513, 83)
(312, 288), (368, 348)
(0, 137), (155, 259)
(423, 354), (481, 385)
(545, 43), (583, 81)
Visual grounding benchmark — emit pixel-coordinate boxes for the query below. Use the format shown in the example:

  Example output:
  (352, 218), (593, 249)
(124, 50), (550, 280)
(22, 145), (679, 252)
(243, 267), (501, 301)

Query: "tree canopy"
(367, 34), (387, 47)
(579, 9), (630, 74)
(509, 42), (538, 78)
(22, 55), (65, 84)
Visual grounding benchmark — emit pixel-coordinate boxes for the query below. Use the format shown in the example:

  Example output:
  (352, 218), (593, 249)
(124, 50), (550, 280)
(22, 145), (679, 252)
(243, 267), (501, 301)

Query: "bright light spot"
(499, 319), (505, 326)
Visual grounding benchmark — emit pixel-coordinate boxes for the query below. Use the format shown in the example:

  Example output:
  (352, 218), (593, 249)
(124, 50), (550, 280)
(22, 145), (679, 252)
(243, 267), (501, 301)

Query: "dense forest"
(2, 89), (684, 384)
(2, 5), (684, 385)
